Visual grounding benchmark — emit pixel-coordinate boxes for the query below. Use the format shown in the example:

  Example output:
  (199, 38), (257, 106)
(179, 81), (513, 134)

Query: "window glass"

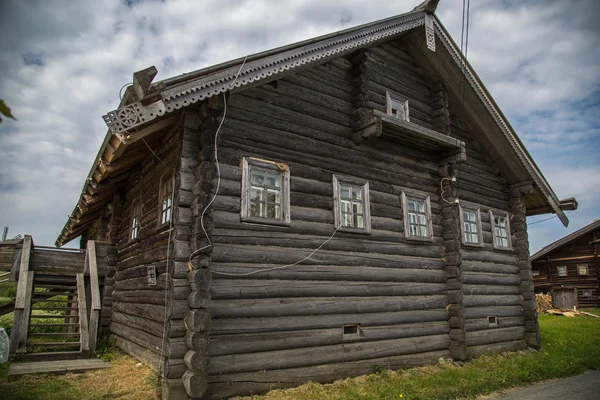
(557, 266), (567, 276)
(249, 168), (283, 219)
(131, 201), (140, 240)
(532, 270), (540, 276)
(494, 215), (509, 248)
(577, 264), (589, 275)
(339, 183), (365, 229)
(407, 198), (428, 238)
(463, 209), (479, 244)
(161, 177), (173, 225)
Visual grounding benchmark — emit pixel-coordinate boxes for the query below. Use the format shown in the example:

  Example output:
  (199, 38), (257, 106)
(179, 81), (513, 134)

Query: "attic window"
(241, 157), (290, 225)
(333, 175), (371, 233)
(386, 91), (410, 121)
(130, 199), (141, 240)
(577, 264), (589, 276)
(557, 265), (568, 276)
(490, 211), (512, 250)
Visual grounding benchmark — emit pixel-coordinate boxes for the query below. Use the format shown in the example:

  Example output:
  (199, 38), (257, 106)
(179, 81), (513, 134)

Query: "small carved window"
(402, 190), (433, 241)
(386, 91), (410, 121)
(490, 211), (512, 250)
(577, 264), (589, 276)
(342, 323), (361, 338)
(532, 270), (540, 276)
(333, 175), (371, 233)
(557, 265), (568, 276)
(488, 316), (498, 327)
(459, 205), (483, 246)
(130, 199), (141, 240)
(159, 174), (174, 225)
(241, 157), (290, 225)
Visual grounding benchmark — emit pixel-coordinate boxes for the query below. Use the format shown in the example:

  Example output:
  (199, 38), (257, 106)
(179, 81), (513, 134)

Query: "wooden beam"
(87, 240), (102, 351)
(120, 114), (179, 146)
(77, 273), (90, 352)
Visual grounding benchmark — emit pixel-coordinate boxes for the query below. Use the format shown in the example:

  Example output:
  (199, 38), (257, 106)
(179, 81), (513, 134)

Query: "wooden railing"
(0, 271), (9, 284)
(9, 235), (33, 354)
(85, 240), (102, 352)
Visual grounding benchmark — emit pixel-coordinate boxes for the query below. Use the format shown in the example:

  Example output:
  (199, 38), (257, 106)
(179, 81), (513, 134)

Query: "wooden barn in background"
(531, 220), (599, 309)
(52, 1), (577, 398)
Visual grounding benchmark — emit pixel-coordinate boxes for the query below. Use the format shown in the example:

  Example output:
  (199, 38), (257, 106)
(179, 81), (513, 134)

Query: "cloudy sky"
(0, 0), (598, 252)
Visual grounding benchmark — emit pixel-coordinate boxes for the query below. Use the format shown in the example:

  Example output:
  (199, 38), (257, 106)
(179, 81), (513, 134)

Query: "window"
(459, 205), (483, 246)
(557, 265), (568, 276)
(532, 270), (540, 276)
(241, 157), (290, 225)
(159, 174), (173, 225)
(490, 211), (511, 250)
(401, 190), (433, 241)
(333, 175), (371, 233)
(577, 264), (589, 276)
(488, 316), (498, 327)
(386, 91), (410, 121)
(581, 289), (593, 298)
(342, 323), (361, 338)
(130, 199), (141, 240)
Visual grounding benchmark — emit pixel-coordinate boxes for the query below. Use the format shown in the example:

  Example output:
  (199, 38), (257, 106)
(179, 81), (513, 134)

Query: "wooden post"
(77, 273), (90, 352)
(10, 235), (33, 355)
(16, 271), (34, 354)
(87, 240), (102, 352)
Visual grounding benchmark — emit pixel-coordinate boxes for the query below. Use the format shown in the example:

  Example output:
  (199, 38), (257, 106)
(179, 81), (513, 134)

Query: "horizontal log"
(462, 272), (520, 286)
(463, 295), (523, 307)
(110, 321), (187, 359)
(112, 300), (188, 322)
(210, 309), (449, 335)
(205, 349), (450, 399)
(466, 326), (526, 346)
(113, 287), (190, 305)
(209, 334), (450, 374)
(209, 321), (449, 356)
(468, 339), (527, 358)
(461, 260), (520, 275)
(464, 306), (523, 319)
(211, 244), (446, 270)
(462, 284), (520, 296)
(210, 264), (446, 283)
(210, 279), (447, 299)
(461, 248), (518, 264)
(465, 316), (524, 331)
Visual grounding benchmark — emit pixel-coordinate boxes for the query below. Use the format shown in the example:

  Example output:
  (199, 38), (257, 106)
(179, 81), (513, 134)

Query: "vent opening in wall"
(488, 316), (498, 326)
(342, 324), (361, 337)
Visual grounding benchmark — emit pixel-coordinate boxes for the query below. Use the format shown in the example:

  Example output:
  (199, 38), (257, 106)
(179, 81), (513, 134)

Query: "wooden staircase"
(8, 236), (106, 361)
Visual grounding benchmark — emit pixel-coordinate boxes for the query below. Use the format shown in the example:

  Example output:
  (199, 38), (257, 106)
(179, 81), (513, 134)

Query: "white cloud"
(0, 0), (598, 249)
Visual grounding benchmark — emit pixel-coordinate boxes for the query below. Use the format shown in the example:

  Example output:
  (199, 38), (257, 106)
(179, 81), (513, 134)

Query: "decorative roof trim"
(531, 220), (600, 261)
(432, 17), (568, 227)
(102, 12), (425, 135)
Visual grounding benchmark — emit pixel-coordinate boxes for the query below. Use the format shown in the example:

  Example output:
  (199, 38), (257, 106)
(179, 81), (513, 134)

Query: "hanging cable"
(119, 82), (133, 100)
(527, 215), (557, 226)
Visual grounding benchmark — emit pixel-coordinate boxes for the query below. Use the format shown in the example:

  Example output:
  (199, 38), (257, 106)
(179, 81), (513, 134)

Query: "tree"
(0, 99), (16, 123)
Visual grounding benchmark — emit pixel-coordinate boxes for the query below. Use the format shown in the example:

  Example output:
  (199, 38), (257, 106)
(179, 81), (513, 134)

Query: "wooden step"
(30, 315), (79, 319)
(27, 342), (81, 347)
(31, 307), (79, 311)
(29, 323), (79, 327)
(32, 299), (72, 303)
(34, 284), (77, 290)
(33, 292), (74, 297)
(14, 351), (91, 362)
(29, 332), (80, 337)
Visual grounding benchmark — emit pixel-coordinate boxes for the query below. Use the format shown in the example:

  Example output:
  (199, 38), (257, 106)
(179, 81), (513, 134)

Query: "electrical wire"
(527, 215), (557, 226)
(119, 82), (132, 100)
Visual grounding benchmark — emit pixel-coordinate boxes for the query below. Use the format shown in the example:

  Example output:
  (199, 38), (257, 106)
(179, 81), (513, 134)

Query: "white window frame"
(130, 197), (141, 241)
(241, 157), (291, 226)
(401, 190), (433, 242)
(577, 264), (589, 276)
(557, 265), (568, 277)
(386, 91), (410, 122)
(489, 210), (512, 251)
(332, 175), (371, 233)
(459, 204), (483, 247)
(159, 172), (174, 226)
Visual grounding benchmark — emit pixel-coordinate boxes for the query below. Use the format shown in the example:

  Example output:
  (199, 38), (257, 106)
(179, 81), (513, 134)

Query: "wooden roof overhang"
(56, 2), (574, 246)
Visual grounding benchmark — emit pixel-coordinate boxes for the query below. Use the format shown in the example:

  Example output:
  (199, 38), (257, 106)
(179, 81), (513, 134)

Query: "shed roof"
(56, 1), (575, 246)
(531, 220), (600, 262)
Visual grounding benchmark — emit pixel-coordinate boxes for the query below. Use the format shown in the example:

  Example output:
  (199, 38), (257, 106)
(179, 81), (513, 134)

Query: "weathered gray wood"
(468, 339), (527, 358)
(110, 321), (187, 359)
(465, 316), (525, 331)
(210, 309), (449, 335)
(15, 271), (34, 354)
(77, 273), (90, 351)
(209, 321), (449, 356)
(466, 326), (526, 346)
(211, 295), (448, 319)
(14, 235), (33, 309)
(87, 241), (101, 352)
(7, 359), (108, 376)
(209, 334), (449, 374)
(464, 306), (523, 319)
(463, 295), (523, 307)
(206, 349), (449, 399)
(182, 369), (208, 398)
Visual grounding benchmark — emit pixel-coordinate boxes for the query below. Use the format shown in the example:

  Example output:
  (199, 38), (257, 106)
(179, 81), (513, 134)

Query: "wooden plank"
(77, 273), (90, 351)
(87, 241), (101, 352)
(16, 271), (34, 354)
(7, 359), (108, 376)
(14, 235), (33, 309)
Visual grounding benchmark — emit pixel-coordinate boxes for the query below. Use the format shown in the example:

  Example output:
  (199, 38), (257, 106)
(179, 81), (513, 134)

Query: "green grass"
(235, 313), (600, 400)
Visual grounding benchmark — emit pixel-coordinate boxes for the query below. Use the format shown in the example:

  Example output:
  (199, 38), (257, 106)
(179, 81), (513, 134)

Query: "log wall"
(110, 120), (187, 382)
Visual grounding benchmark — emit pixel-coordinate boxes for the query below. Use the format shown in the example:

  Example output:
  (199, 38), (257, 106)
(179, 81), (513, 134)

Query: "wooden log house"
(531, 220), (599, 309)
(55, 1), (577, 398)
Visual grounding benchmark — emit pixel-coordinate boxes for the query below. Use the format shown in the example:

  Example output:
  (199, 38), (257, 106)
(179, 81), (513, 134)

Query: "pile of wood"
(535, 293), (553, 314)
(546, 309), (599, 318)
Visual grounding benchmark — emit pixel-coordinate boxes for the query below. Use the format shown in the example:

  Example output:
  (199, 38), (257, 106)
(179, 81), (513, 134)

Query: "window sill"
(241, 216), (291, 227)
(337, 226), (371, 235)
(405, 235), (434, 243)
(462, 241), (484, 248)
(129, 237), (141, 245)
(492, 245), (514, 253)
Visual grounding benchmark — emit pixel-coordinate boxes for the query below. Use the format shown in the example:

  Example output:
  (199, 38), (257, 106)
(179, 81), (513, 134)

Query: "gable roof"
(56, 2), (574, 246)
(531, 220), (600, 262)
